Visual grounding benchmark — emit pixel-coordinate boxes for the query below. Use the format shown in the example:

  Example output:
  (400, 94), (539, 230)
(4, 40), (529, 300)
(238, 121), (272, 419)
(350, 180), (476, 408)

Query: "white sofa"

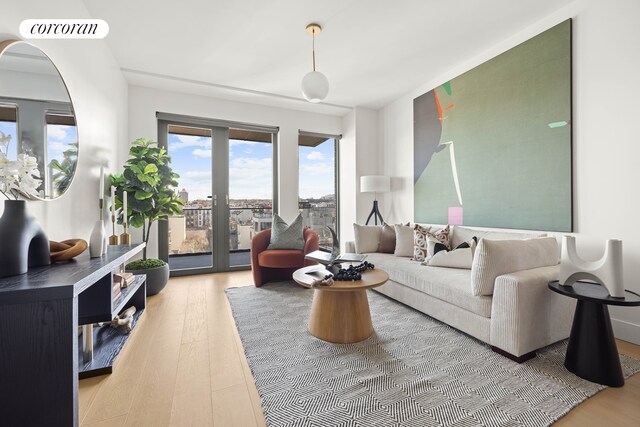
(346, 225), (576, 361)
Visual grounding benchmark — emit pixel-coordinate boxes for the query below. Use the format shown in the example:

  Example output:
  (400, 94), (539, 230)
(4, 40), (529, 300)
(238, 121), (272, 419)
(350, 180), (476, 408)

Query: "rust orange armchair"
(251, 228), (319, 287)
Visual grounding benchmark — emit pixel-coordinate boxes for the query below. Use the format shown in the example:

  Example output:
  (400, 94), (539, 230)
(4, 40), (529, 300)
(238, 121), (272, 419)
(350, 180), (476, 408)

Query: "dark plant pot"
(127, 263), (170, 296)
(0, 200), (50, 278)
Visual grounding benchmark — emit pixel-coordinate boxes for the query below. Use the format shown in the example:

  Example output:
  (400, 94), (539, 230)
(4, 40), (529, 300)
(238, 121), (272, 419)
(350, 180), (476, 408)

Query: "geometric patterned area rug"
(226, 282), (640, 427)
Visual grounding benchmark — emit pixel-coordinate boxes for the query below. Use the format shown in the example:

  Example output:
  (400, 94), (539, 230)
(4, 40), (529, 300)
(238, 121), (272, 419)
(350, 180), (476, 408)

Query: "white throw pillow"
(353, 224), (382, 253)
(425, 237), (476, 269)
(471, 237), (559, 296)
(427, 247), (473, 269)
(394, 224), (414, 257)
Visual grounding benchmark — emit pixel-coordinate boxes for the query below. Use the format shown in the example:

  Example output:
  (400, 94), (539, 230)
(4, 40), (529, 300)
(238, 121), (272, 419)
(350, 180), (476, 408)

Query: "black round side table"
(548, 280), (640, 387)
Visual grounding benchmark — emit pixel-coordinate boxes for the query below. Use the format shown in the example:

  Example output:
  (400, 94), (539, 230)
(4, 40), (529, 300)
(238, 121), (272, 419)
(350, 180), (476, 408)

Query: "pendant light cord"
(312, 28), (316, 72)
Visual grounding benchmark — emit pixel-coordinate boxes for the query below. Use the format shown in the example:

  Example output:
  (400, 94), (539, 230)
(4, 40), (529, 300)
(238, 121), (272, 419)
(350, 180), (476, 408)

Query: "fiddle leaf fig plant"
(110, 138), (184, 259)
(49, 143), (78, 197)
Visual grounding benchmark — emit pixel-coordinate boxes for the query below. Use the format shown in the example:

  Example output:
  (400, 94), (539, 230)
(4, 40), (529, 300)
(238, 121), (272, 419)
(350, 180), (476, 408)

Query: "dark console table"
(0, 244), (145, 426)
(548, 280), (640, 387)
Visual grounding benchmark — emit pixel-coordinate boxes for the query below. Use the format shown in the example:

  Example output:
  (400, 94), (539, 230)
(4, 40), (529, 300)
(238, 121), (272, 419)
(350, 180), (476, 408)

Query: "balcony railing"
(167, 205), (337, 269)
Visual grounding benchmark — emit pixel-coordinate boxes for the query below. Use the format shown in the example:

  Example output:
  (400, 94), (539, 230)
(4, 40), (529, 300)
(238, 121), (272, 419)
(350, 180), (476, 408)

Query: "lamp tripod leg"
(365, 200), (384, 225)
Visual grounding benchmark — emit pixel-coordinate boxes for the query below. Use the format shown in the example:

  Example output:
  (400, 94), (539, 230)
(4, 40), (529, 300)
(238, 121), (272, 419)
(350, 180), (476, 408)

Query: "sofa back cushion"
(394, 224), (414, 257)
(377, 223), (396, 253)
(353, 224), (382, 253)
(451, 225), (545, 249)
(471, 237), (559, 296)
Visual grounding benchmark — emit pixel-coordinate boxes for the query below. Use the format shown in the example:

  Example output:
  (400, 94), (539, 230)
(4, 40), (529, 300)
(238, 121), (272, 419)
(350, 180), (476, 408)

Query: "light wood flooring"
(79, 272), (640, 426)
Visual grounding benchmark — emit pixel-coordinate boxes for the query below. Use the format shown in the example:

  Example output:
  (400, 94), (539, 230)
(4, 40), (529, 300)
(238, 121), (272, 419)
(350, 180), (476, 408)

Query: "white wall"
(339, 107), (380, 248)
(378, 0), (640, 343)
(0, 1), (128, 243)
(127, 85), (343, 258)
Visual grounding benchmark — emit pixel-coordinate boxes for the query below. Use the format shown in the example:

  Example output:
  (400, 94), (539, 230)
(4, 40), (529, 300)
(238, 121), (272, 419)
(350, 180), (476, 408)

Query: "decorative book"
(114, 272), (135, 288)
(305, 250), (367, 265)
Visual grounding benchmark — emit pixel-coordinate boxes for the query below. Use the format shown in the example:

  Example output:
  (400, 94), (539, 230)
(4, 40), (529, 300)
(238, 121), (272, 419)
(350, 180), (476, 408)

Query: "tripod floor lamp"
(361, 175), (390, 225)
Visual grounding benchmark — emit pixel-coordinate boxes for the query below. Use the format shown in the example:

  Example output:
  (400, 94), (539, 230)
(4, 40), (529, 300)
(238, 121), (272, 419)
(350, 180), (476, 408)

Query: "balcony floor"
(168, 251), (251, 271)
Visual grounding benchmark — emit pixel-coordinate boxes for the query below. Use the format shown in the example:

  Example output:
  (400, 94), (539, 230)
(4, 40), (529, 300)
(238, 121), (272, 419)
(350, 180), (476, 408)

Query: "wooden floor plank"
(121, 284), (189, 427)
(79, 271), (640, 427)
(78, 375), (107, 424)
(211, 384), (258, 427)
(82, 414), (127, 427)
(170, 339), (214, 426)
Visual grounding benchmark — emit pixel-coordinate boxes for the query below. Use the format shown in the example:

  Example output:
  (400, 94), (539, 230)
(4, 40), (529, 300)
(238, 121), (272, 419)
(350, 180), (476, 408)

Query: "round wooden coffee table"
(293, 265), (389, 344)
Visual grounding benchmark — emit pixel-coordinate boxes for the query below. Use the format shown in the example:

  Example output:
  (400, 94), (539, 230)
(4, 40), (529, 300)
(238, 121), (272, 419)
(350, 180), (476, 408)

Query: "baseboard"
(611, 318), (640, 345)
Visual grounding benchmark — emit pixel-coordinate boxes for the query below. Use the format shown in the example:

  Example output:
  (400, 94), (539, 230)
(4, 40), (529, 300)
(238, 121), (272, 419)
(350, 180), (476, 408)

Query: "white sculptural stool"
(559, 235), (625, 298)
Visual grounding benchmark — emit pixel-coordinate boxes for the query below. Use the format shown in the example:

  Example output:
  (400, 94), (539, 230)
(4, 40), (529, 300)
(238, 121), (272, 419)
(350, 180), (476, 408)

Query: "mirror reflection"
(0, 41), (78, 200)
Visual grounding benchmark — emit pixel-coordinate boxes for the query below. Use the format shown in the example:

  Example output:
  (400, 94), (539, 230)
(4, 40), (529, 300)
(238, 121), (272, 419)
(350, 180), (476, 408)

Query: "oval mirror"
(0, 40), (78, 200)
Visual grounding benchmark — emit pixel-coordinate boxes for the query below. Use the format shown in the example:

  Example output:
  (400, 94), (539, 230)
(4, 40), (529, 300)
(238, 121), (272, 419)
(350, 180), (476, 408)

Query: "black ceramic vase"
(0, 200), (51, 278)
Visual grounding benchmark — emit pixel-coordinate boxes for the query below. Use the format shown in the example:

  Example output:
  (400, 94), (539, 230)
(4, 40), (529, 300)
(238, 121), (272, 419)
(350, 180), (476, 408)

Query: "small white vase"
(90, 219), (106, 258)
(559, 235), (625, 297)
(102, 232), (109, 255)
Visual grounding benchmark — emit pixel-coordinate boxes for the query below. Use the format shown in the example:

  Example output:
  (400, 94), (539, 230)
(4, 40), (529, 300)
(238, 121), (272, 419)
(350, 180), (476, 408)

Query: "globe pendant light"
(301, 23), (329, 103)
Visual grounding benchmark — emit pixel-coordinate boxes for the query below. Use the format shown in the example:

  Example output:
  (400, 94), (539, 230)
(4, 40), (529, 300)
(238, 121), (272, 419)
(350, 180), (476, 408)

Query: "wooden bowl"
(50, 239), (88, 262)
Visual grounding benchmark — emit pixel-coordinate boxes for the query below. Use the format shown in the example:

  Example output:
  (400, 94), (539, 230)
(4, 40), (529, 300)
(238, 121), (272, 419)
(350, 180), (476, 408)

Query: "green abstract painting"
(414, 19), (572, 232)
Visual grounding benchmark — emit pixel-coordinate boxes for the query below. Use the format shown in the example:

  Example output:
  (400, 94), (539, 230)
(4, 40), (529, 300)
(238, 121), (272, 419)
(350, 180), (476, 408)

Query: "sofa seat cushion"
(365, 253), (492, 318)
(258, 249), (305, 268)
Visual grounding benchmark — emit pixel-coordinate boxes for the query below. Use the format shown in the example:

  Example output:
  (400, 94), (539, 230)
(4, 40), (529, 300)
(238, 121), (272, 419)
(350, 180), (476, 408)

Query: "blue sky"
(0, 121), (17, 159)
(47, 124), (77, 165)
(298, 139), (335, 199)
(167, 134), (335, 201)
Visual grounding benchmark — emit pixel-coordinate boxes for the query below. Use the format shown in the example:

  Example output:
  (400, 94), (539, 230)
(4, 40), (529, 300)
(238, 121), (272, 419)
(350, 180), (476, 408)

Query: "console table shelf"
(79, 308), (144, 379)
(113, 274), (146, 318)
(0, 243), (145, 427)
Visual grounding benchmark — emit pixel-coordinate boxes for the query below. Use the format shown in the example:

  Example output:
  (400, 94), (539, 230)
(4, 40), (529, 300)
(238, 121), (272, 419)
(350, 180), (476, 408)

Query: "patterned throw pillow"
(267, 214), (305, 250)
(416, 225), (451, 261)
(412, 224), (432, 261)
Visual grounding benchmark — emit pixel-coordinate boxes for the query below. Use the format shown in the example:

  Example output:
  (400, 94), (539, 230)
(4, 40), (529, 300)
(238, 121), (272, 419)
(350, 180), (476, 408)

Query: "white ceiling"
(84, 0), (572, 115)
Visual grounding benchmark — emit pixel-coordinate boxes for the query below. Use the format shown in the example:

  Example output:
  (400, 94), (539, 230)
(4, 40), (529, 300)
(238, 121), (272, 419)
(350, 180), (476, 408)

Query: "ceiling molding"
(120, 68), (352, 111)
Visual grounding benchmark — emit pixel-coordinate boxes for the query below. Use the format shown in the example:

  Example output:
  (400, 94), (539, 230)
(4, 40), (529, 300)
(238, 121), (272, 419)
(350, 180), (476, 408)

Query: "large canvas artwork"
(414, 20), (572, 232)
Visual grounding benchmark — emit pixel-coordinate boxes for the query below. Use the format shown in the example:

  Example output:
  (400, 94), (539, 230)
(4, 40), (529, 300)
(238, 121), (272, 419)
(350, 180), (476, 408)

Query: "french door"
(157, 113), (277, 275)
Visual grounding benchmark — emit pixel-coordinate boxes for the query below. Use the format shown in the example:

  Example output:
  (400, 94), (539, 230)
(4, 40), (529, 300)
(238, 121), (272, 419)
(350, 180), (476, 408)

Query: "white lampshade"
(301, 71), (329, 103)
(360, 175), (390, 193)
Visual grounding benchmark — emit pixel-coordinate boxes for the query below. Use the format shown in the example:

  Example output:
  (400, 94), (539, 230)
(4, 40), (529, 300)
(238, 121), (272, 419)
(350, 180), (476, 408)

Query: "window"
(298, 132), (339, 249)
(45, 113), (77, 198)
(0, 105), (18, 160)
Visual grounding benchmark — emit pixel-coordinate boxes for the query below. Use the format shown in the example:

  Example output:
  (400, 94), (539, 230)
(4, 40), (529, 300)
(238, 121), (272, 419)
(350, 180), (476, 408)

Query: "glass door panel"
(228, 129), (274, 268)
(165, 125), (214, 272)
(298, 136), (338, 249)
(159, 116), (277, 274)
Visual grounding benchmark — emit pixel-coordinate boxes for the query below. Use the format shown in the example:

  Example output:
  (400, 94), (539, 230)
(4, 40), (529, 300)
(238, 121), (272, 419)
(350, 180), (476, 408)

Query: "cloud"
(169, 135), (210, 151)
(301, 162), (332, 176)
(47, 126), (67, 140)
(230, 157), (272, 170)
(228, 157), (273, 199)
(48, 141), (67, 153)
(192, 148), (212, 158)
(306, 151), (324, 160)
(184, 170), (211, 179)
